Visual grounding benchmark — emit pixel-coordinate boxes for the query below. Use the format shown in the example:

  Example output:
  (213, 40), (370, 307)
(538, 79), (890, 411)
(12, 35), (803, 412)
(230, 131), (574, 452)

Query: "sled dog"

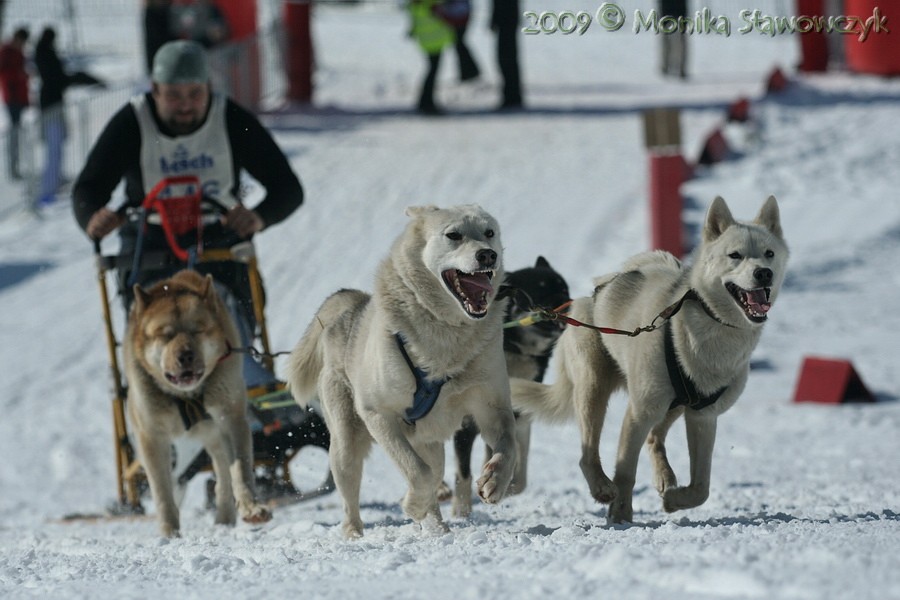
(449, 256), (570, 517)
(511, 197), (788, 523)
(288, 205), (518, 538)
(124, 270), (272, 537)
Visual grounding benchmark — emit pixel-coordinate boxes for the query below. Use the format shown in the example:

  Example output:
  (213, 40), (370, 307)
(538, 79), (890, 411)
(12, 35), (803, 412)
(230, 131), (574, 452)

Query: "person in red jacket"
(0, 27), (30, 179)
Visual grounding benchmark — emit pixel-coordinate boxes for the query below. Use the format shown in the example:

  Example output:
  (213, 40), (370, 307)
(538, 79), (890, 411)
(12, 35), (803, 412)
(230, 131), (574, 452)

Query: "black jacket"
(34, 29), (102, 110)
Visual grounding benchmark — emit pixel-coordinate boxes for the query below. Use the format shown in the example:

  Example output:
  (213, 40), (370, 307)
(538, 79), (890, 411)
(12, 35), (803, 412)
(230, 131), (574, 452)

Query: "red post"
(844, 1), (899, 75)
(215, 0), (257, 40)
(213, 0), (261, 109)
(284, 0), (314, 103)
(796, 0), (828, 72)
(649, 152), (686, 257)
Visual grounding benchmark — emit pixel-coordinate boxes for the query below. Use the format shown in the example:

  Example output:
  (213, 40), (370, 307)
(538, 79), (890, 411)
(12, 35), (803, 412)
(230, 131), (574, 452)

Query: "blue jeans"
(38, 107), (66, 205)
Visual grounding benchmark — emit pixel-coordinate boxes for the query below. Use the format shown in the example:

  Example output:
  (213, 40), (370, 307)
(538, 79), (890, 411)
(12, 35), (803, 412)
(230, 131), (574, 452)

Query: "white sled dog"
(124, 270), (272, 537)
(288, 205), (518, 538)
(511, 196), (788, 523)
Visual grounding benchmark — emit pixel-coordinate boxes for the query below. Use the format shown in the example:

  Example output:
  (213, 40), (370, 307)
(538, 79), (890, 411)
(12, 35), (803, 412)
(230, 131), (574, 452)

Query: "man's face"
(152, 82), (211, 135)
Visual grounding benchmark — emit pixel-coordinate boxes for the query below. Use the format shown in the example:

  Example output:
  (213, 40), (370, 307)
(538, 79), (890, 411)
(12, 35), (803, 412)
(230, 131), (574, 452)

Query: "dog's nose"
(754, 267), (773, 286)
(476, 249), (497, 269)
(177, 348), (195, 367)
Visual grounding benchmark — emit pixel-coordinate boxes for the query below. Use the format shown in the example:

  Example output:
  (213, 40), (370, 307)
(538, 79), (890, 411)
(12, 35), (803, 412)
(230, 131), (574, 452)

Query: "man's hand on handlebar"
(86, 208), (126, 241)
(221, 205), (264, 239)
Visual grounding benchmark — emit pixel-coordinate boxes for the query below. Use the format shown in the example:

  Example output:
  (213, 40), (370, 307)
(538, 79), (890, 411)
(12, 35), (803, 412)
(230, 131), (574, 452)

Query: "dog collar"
(683, 289), (737, 329)
(395, 333), (449, 425)
(665, 321), (728, 411)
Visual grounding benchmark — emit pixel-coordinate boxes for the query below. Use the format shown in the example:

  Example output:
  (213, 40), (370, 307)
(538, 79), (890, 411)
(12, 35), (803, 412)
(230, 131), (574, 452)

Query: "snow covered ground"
(1, 2), (899, 598)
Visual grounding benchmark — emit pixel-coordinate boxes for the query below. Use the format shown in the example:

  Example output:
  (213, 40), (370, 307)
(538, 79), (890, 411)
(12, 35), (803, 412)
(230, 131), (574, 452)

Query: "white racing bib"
(131, 93), (237, 209)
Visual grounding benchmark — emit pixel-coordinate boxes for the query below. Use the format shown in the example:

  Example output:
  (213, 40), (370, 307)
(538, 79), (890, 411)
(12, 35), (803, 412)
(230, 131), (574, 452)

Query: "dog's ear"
(133, 285), (151, 315)
(754, 195), (783, 239)
(405, 205), (439, 219)
(535, 256), (550, 269)
(199, 273), (215, 301)
(704, 196), (736, 242)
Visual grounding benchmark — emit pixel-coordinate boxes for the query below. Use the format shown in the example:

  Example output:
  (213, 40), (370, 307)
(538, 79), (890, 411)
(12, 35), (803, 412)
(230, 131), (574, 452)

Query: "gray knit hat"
(152, 40), (209, 84)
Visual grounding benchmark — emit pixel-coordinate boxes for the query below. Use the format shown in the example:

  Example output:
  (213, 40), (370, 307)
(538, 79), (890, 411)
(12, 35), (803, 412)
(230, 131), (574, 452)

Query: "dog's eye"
(485, 229), (494, 238)
(446, 231), (462, 241)
(728, 252), (743, 260)
(764, 249), (775, 258)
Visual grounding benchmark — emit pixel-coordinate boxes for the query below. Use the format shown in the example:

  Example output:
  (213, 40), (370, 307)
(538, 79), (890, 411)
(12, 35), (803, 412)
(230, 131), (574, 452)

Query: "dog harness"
(394, 333), (449, 425)
(664, 321), (728, 411)
(173, 396), (211, 431)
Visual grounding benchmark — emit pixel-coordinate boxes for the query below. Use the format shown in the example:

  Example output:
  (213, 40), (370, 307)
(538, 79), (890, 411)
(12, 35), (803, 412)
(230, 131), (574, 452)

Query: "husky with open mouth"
(288, 204), (517, 538)
(124, 270), (273, 537)
(511, 196), (788, 524)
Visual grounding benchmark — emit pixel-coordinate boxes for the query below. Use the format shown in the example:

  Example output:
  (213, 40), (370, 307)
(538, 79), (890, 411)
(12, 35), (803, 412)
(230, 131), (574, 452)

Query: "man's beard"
(165, 114), (202, 135)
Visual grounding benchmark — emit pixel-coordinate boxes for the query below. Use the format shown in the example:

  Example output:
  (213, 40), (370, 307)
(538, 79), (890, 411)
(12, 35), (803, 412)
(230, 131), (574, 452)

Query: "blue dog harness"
(394, 333), (449, 425)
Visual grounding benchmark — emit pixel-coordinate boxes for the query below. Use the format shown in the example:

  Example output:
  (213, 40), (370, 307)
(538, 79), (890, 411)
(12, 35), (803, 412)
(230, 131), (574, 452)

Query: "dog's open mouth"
(442, 269), (495, 318)
(725, 283), (771, 323)
(165, 369), (204, 388)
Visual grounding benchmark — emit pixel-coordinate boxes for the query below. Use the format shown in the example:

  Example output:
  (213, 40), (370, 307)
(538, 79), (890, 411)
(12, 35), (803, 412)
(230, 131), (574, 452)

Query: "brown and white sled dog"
(288, 205), (517, 538)
(511, 197), (788, 523)
(124, 270), (272, 537)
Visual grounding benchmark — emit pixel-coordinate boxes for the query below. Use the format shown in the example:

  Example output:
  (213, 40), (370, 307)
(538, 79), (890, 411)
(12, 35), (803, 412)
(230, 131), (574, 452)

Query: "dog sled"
(90, 176), (333, 517)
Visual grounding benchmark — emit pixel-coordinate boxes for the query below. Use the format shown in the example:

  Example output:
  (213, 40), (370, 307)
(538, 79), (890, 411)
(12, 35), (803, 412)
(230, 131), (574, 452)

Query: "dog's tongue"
(745, 288), (771, 314)
(458, 272), (493, 296)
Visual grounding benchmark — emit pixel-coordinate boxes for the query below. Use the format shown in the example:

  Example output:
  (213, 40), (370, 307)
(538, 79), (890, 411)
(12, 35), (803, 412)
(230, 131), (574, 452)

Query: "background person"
(170, 0), (230, 49)
(0, 26), (29, 180)
(449, 0), (479, 82)
(408, 0), (455, 115)
(34, 26), (104, 206)
(659, 0), (688, 79)
(491, 0), (523, 110)
(143, 0), (176, 74)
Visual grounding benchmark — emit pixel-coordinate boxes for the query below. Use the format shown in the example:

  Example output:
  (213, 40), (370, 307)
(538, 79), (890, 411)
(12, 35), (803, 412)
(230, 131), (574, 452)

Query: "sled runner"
(91, 176), (333, 517)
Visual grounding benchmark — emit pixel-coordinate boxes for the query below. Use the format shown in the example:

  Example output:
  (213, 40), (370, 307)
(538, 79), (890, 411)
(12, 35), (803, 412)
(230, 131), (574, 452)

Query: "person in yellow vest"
(408, 0), (455, 115)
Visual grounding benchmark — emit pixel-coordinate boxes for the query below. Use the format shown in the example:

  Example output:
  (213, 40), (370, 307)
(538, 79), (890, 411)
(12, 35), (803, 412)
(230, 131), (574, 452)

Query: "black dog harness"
(395, 333), (449, 425)
(665, 320), (729, 411)
(173, 396), (211, 431)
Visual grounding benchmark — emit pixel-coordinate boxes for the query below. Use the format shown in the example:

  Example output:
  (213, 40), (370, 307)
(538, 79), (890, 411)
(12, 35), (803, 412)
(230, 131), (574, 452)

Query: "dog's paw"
(420, 513), (450, 536)
(160, 522), (181, 538)
(589, 478), (618, 504)
(580, 458), (616, 504)
(662, 485), (709, 513)
(476, 453), (510, 504)
(401, 490), (433, 521)
(607, 499), (633, 524)
(241, 503), (273, 525)
(652, 469), (678, 496)
(436, 480), (453, 503)
(342, 519), (364, 539)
